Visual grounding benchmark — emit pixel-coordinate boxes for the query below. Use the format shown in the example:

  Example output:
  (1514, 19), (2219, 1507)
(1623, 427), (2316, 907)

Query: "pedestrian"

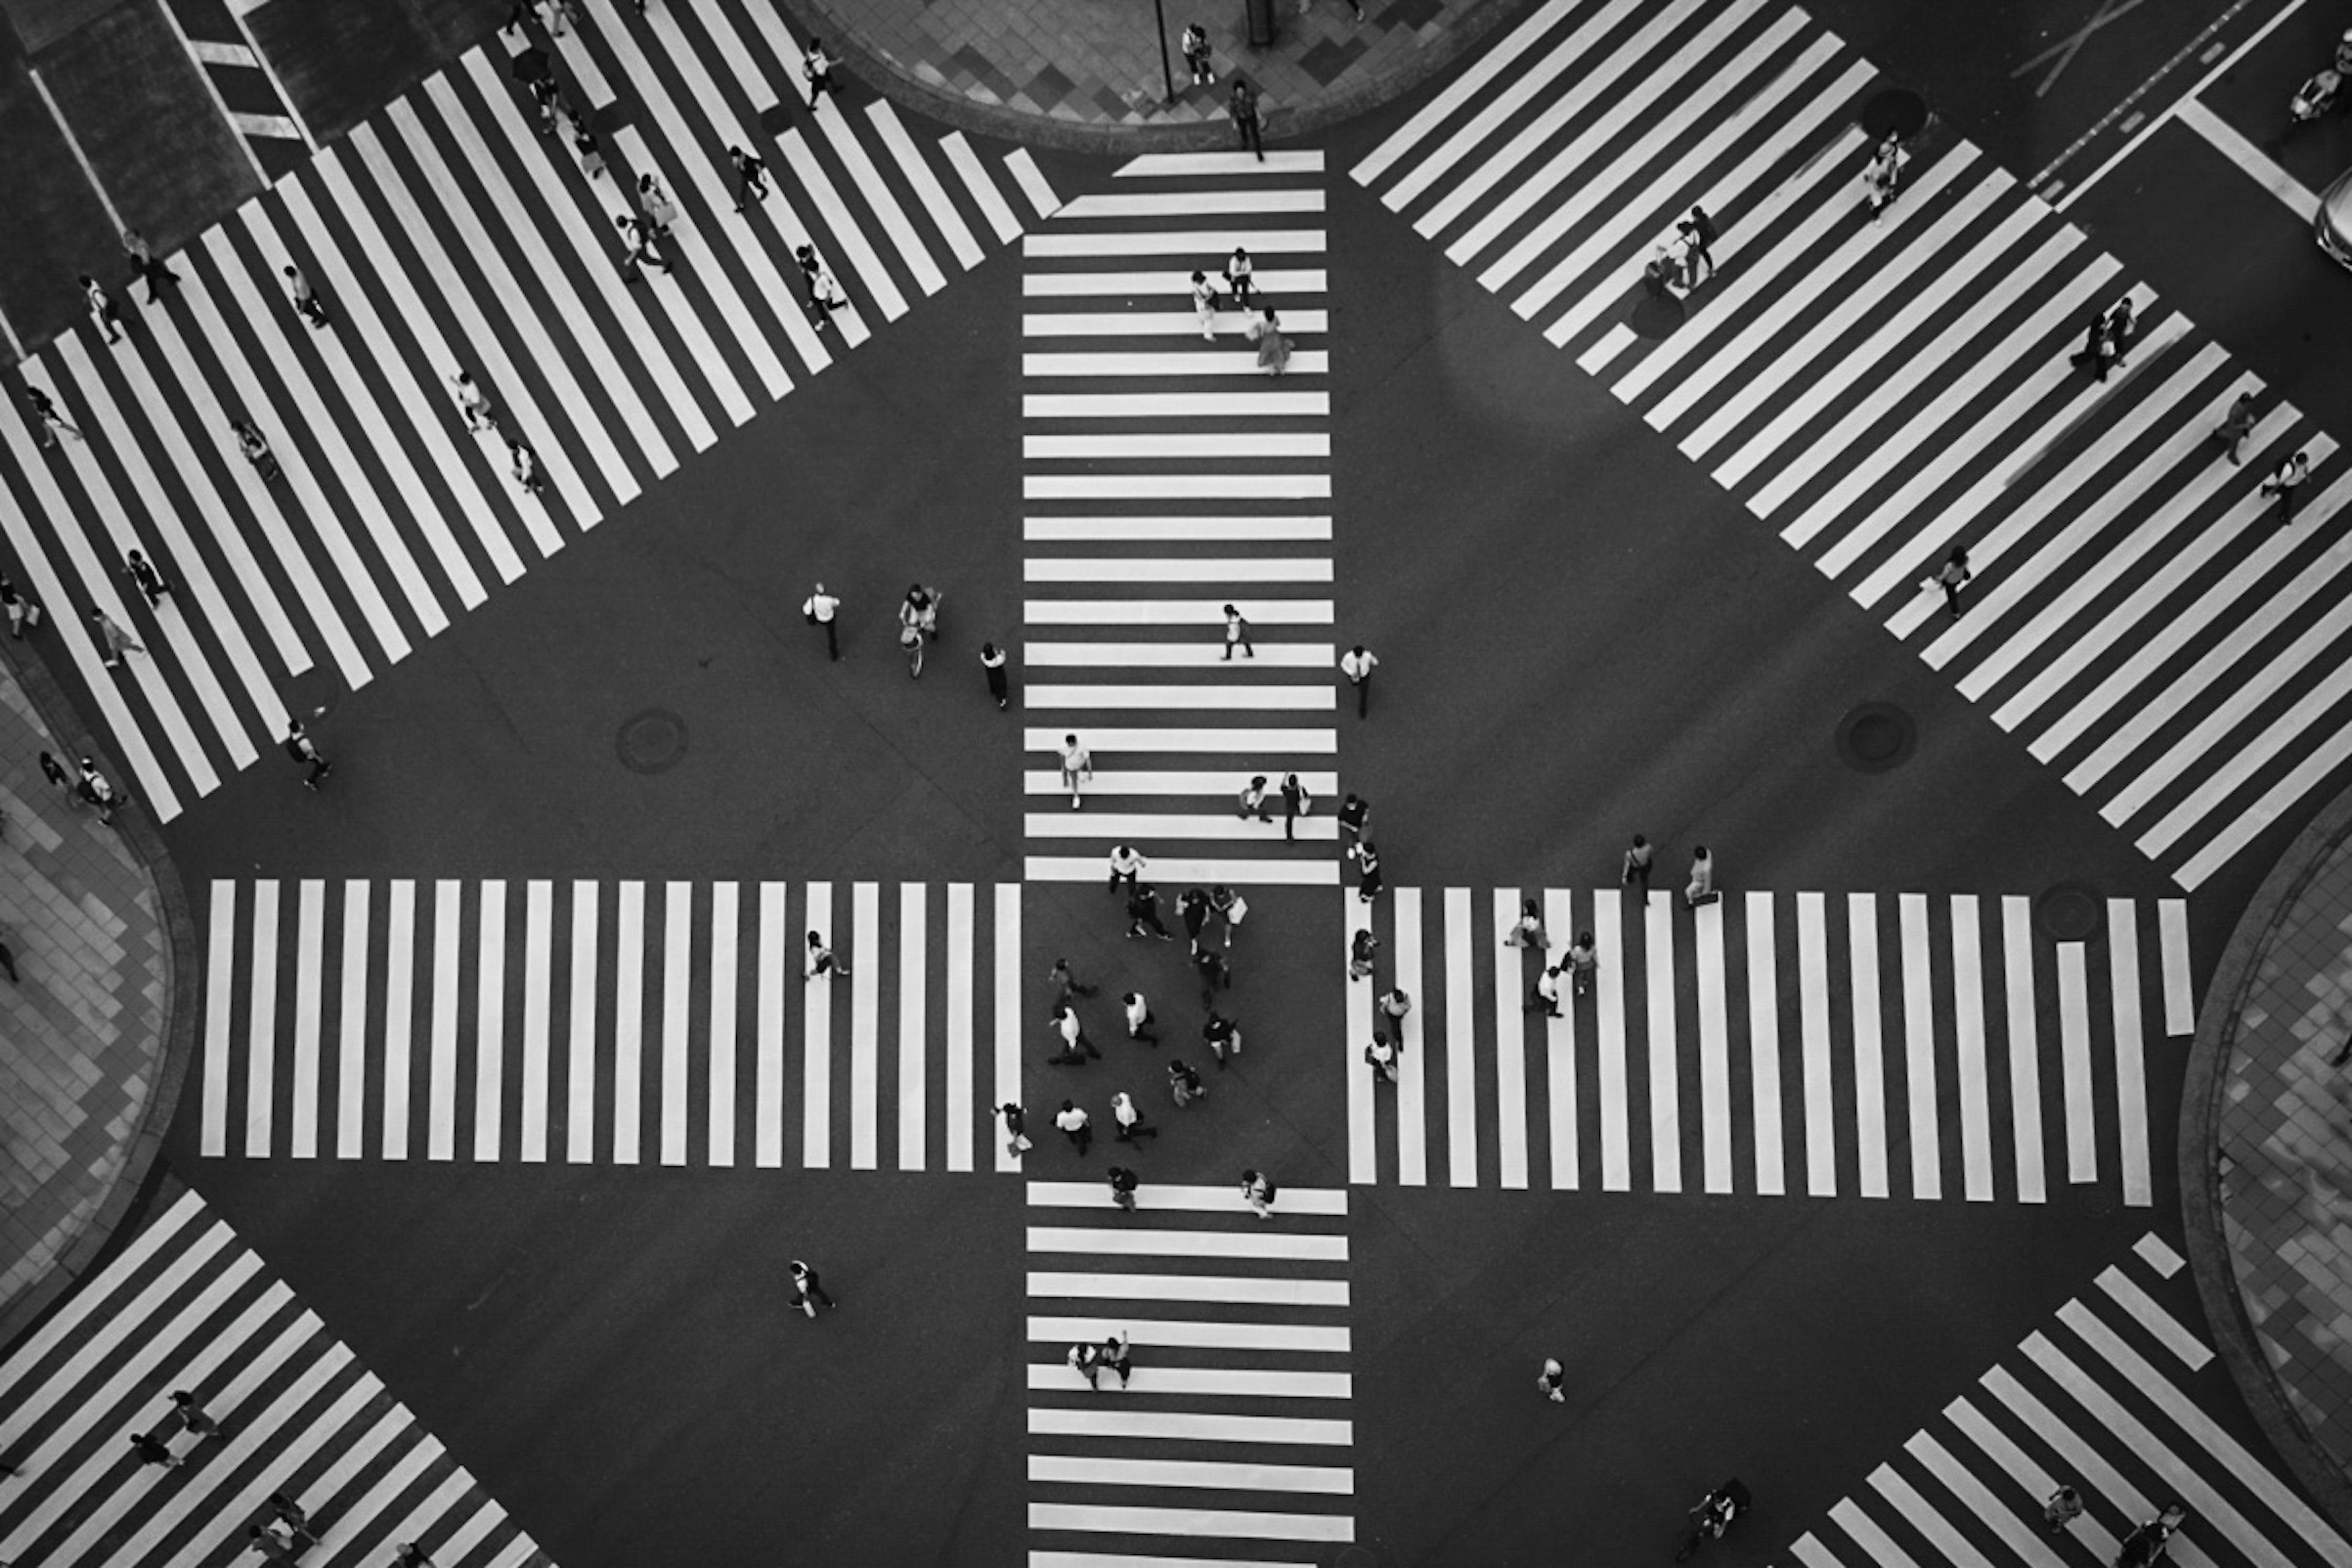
(802, 583), (840, 660)
(1221, 603), (1253, 659)
(1101, 1329), (1133, 1387)
(2068, 308), (2117, 381)
(120, 228), (179, 301)
(1349, 927), (1378, 982)
(1055, 1099), (1092, 1155)
(980, 641), (1010, 709)
(1112, 1092), (1158, 1142)
(129, 1431), (179, 1468)
(1622, 834), (1654, 895)
(803, 929), (848, 979)
(2214, 391), (2258, 464)
(1238, 775), (1274, 822)
(450, 369), (493, 432)
(1934, 547), (1971, 619)
(231, 418), (281, 481)
(91, 609), (146, 669)
(1339, 644), (1377, 718)
(1658, 232), (1693, 292)
(265, 1493), (318, 1547)
(2043, 1486), (2084, 1532)
(1378, 986), (1412, 1029)
(170, 1389), (220, 1437)
(2263, 450), (2311, 524)
(1068, 1341), (1103, 1389)
(40, 750), (72, 802)
(1228, 79), (1263, 160)
(1239, 1167), (1276, 1219)
(1052, 1003), (1101, 1063)
(1685, 846), (1718, 908)
(3, 576), (45, 639)
(1192, 946), (1231, 1005)
(23, 385), (81, 447)
(788, 1258), (837, 1318)
(803, 38), (839, 110)
(1281, 772), (1310, 841)
(77, 758), (119, 824)
(507, 437), (546, 498)
(1685, 205), (1717, 276)
(615, 213), (671, 276)
(1177, 886), (1210, 951)
(1181, 22), (1214, 86)
(1861, 135), (1908, 222)
(1000, 1101), (1034, 1157)
(1224, 246), (1254, 305)
(1536, 1358), (1566, 1403)
(1050, 956), (1098, 1003)
(248, 1523), (303, 1564)
(2114, 1503), (2188, 1568)
(1642, 260), (1674, 301)
(392, 1545), (435, 1567)
(1365, 1031), (1398, 1084)
(1108, 842), (1147, 894)
(729, 145), (769, 211)
(635, 172), (678, 235)
(123, 548), (171, 608)
(569, 110), (606, 179)
(1247, 307), (1291, 374)
(283, 263), (331, 329)
(1566, 932), (1597, 998)
(1336, 792), (1371, 855)
(1356, 840), (1384, 902)
(1210, 884), (1246, 947)
(285, 718), (334, 791)
(1107, 1163), (1140, 1209)
(1115, 990), (1155, 1045)
(2104, 296), (2135, 364)
(1060, 733), (1093, 809)
(900, 588), (938, 679)
(81, 276), (123, 342)
(1126, 882), (1174, 941)
(1503, 899), (1549, 949)
(1202, 1011), (1240, 1069)
(1189, 270), (1220, 342)
(1168, 1057), (1206, 1107)
(796, 244), (848, 327)
(1527, 965), (1564, 1017)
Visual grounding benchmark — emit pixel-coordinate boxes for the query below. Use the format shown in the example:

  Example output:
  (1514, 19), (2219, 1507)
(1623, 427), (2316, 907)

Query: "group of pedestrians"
(1187, 247), (1289, 374)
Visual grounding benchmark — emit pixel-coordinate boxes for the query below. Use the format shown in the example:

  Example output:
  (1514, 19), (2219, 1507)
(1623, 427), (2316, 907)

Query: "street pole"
(1152, 0), (1175, 104)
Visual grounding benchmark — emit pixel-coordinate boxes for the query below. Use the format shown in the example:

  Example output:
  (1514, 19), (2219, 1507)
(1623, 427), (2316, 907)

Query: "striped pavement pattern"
(0, 0), (1050, 823)
(1785, 1232), (2352, 1568)
(1023, 151), (1343, 888)
(1343, 888), (2194, 1204)
(1026, 1180), (1354, 1565)
(1352, 0), (2352, 890)
(0, 1187), (554, 1568)
(198, 878), (1027, 1172)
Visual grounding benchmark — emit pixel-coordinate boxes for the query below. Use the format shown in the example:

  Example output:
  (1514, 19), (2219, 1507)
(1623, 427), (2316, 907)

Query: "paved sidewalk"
(793, 0), (1518, 149)
(0, 638), (189, 1349)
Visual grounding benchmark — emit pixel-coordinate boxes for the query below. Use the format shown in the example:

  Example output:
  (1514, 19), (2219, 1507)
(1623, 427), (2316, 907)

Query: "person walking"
(1060, 734), (1093, 809)
(1108, 842), (1147, 894)
(1123, 990), (1158, 1044)
(1107, 1164), (1140, 1210)
(1536, 1358), (1566, 1403)
(1202, 1011), (1240, 1069)
(1210, 884), (1246, 947)
(1181, 22), (1214, 85)
(1192, 945), (1231, 1006)
(2068, 308), (2118, 381)
(285, 719), (334, 791)
(1378, 986), (1412, 1030)
(1224, 246), (1254, 305)
(1112, 1091), (1158, 1142)
(2214, 391), (2259, 464)
(1247, 307), (1291, 374)
(1622, 834), (1654, 896)
(40, 750), (74, 802)
(803, 39), (840, 110)
(248, 1523), (305, 1564)
(796, 244), (848, 328)
(2263, 450), (2311, 524)
(78, 758), (121, 824)
(635, 172), (679, 235)
(1365, 1031), (1399, 1084)
(1566, 931), (1597, 998)
(450, 369), (495, 433)
(1685, 846), (1718, 908)
(787, 1259), (837, 1318)
(2, 578), (42, 639)
(1281, 772), (1310, 842)
(1178, 886), (1213, 951)
(568, 108), (606, 179)
(232, 418), (281, 481)
(1168, 1057), (1206, 1107)
(24, 385), (81, 447)
(1336, 793), (1371, 856)
(1349, 927), (1378, 982)
(129, 1431), (181, 1468)
(2043, 1486), (2084, 1532)
(1239, 1167), (1276, 1219)
(1861, 134), (1909, 222)
(391, 1545), (436, 1567)
(123, 548), (172, 608)
(507, 438), (546, 499)
(1068, 1340), (1103, 1389)
(1052, 1003), (1101, 1063)
(1126, 882), (1175, 941)
(121, 228), (179, 301)
(1526, 965), (1566, 1017)
(1685, 205), (1718, 276)
(1339, 644), (1378, 718)
(802, 583), (841, 660)
(264, 1493), (319, 1548)
(170, 1390), (222, 1438)
(1356, 840), (1384, 902)
(728, 146), (770, 211)
(2114, 1503), (2188, 1567)
(91, 609), (146, 669)
(1050, 957), (1098, 1004)
(1055, 1099), (1093, 1155)
(980, 642), (1010, 709)
(1101, 1329), (1133, 1387)
(1221, 603), (1254, 659)
(81, 276), (124, 342)
(1934, 547), (1971, 618)
(284, 264), (331, 329)
(1189, 271), (1220, 342)
(1228, 79), (1264, 159)
(998, 1101), (1034, 1158)
(1503, 899), (1549, 949)
(803, 929), (848, 979)
(2103, 296), (2136, 365)
(615, 213), (671, 276)
(1238, 775), (1274, 823)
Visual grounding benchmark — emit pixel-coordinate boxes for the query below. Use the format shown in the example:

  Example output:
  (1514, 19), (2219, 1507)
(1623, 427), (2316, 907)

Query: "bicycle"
(1673, 1480), (1751, 1562)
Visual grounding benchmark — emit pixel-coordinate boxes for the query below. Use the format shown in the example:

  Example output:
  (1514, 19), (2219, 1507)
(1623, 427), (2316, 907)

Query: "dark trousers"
(1065, 1126), (1091, 1155)
(1283, 799), (1300, 840)
(136, 258), (179, 301)
(1351, 677), (1369, 718)
(986, 666), (1008, 706)
(1115, 1119), (1158, 1141)
(822, 619), (839, 660)
(1624, 861), (1651, 893)
(296, 297), (330, 328)
(1234, 113), (1262, 159)
(1940, 582), (1964, 619)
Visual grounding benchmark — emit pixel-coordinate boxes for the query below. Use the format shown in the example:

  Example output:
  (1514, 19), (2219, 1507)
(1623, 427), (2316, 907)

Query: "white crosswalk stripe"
(1788, 1232), (2352, 1568)
(1352, 0), (2352, 889)
(1344, 886), (2190, 1204)
(198, 878), (1026, 1171)
(1023, 153), (1343, 887)
(0, 0), (1035, 822)
(0, 1188), (557, 1568)
(1025, 1182), (1355, 1561)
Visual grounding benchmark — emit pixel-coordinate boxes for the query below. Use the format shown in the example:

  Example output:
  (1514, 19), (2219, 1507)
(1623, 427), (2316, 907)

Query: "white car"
(2318, 165), (2352, 266)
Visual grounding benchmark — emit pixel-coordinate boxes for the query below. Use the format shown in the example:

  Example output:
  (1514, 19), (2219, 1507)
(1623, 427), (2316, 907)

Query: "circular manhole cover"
(616, 707), (688, 774)
(1834, 703), (1916, 772)
(1861, 88), (1929, 142)
(2035, 883), (2102, 943)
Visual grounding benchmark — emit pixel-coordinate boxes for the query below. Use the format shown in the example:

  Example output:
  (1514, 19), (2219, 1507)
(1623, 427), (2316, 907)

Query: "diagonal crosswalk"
(198, 878), (1027, 1172)
(1025, 1180), (1355, 1564)
(1787, 1232), (2352, 1568)
(0, 1187), (556, 1568)
(1352, 0), (2352, 890)
(0, 0), (1053, 823)
(1022, 151), (1341, 888)
(1343, 886), (2194, 1204)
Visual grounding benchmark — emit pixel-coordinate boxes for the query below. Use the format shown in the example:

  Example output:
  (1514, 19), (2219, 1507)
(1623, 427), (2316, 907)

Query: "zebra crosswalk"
(1353, 0), (2352, 891)
(1025, 1179), (1355, 1563)
(1022, 151), (1342, 888)
(199, 878), (1026, 1172)
(1344, 887), (2195, 1204)
(1787, 1232), (2352, 1568)
(0, 1186), (554, 1568)
(0, 0), (1050, 823)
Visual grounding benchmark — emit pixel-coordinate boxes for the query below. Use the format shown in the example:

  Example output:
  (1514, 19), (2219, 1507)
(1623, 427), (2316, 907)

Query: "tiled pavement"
(0, 645), (181, 1344)
(795, 0), (1514, 145)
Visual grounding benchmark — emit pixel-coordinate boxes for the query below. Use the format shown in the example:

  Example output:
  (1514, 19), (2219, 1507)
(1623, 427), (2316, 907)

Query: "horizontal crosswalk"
(1787, 1232), (2352, 1568)
(1025, 1181), (1355, 1562)
(199, 878), (1025, 1171)
(1344, 887), (2194, 1203)
(0, 1187), (554, 1568)
(1354, 0), (2352, 889)
(1023, 153), (1341, 888)
(1, 0), (1050, 822)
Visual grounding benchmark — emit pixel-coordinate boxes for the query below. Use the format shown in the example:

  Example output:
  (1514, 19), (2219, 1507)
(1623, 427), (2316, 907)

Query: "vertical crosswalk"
(1025, 1180), (1355, 1563)
(198, 878), (1026, 1171)
(1022, 151), (1341, 887)
(1352, 0), (2352, 889)
(0, 1188), (556, 1568)
(1787, 1232), (2352, 1568)
(1344, 886), (2195, 1204)
(0, 0), (1042, 823)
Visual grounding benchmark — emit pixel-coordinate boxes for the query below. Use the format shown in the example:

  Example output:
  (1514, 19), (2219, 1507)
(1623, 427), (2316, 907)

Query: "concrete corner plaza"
(4, 0), (2352, 1566)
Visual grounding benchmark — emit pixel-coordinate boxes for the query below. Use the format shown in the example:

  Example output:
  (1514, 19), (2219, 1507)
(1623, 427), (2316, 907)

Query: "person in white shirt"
(1123, 990), (1158, 1043)
(1107, 843), (1146, 892)
(1060, 734), (1092, 809)
(1238, 775), (1273, 821)
(1338, 644), (1378, 718)
(1223, 246), (1254, 306)
(802, 583), (841, 660)
(1189, 271), (1219, 341)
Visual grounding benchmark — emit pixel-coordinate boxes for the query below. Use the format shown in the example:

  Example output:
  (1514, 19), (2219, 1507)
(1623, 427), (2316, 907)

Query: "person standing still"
(802, 584), (841, 660)
(1622, 834), (1654, 897)
(980, 642), (1010, 709)
(788, 1259), (837, 1318)
(1229, 80), (1264, 160)
(1181, 22), (1214, 85)
(1102, 1330), (1133, 1387)
(1339, 644), (1378, 718)
(2264, 450), (2311, 524)
(1281, 772), (1310, 842)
